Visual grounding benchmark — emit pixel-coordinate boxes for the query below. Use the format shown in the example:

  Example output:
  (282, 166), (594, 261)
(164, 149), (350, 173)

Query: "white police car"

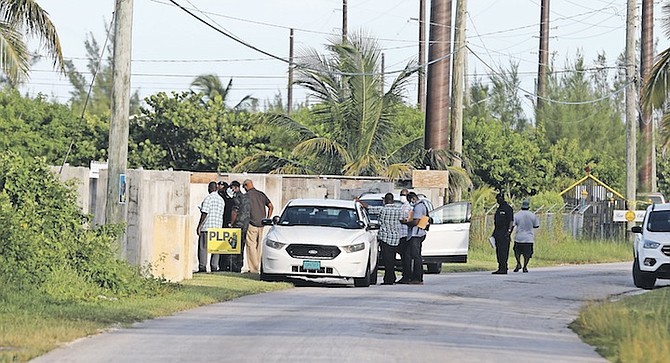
(631, 203), (670, 289)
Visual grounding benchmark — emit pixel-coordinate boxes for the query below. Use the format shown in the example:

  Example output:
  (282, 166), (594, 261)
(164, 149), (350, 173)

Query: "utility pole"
(536, 0), (550, 128)
(105, 0), (133, 234)
(639, 0), (654, 192)
(425, 0), (453, 152)
(625, 0), (637, 214)
(418, 0), (426, 112)
(450, 0), (466, 202)
(381, 52), (385, 94)
(342, 0), (347, 43)
(287, 28), (294, 115)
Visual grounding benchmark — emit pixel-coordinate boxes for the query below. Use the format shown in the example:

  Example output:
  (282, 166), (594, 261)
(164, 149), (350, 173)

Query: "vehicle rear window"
(646, 210), (670, 232)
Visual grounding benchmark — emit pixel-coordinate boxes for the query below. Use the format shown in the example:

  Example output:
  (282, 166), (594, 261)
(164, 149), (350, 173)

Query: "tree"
(0, 0), (64, 86)
(129, 91), (277, 171)
(236, 32), (420, 179)
(642, 3), (670, 148)
(65, 31), (140, 116)
(190, 73), (255, 111)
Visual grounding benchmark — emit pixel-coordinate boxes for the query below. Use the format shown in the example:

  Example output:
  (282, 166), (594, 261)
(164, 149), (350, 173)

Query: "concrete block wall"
(58, 167), (448, 281)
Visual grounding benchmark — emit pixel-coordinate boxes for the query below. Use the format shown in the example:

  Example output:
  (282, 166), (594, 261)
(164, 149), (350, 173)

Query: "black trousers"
(407, 235), (425, 282)
(494, 232), (511, 271)
(381, 241), (399, 283)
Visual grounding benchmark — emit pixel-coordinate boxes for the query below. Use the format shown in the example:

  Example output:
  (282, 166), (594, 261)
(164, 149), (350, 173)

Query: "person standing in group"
(401, 192), (428, 285)
(513, 199), (540, 273)
(216, 181), (235, 272)
(377, 193), (403, 285)
(229, 180), (251, 273)
(492, 192), (514, 274)
(396, 188), (413, 284)
(195, 181), (225, 273)
(243, 179), (274, 274)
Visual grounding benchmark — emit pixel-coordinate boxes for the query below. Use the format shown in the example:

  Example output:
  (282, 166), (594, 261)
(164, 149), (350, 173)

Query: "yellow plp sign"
(207, 228), (242, 254)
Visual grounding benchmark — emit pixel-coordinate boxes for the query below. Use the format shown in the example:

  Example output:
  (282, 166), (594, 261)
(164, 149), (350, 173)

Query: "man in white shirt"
(196, 181), (225, 272)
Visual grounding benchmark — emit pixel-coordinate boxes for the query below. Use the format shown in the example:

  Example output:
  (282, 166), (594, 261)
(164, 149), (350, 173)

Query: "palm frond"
(641, 47), (670, 112)
(0, 21), (29, 85)
(0, 0), (64, 73)
(293, 137), (349, 162)
(232, 152), (315, 174)
(383, 163), (414, 180)
(263, 113), (318, 143)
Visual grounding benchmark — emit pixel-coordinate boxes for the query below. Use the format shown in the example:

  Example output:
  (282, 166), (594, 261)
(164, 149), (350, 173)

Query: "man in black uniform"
(492, 192), (514, 274)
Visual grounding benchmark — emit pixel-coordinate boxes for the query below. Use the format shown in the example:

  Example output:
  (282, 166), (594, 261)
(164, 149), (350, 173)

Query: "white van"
(358, 193), (471, 274)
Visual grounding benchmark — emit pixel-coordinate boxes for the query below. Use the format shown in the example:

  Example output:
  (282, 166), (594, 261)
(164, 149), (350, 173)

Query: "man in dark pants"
(492, 192), (514, 274)
(229, 180), (250, 273)
(402, 192), (428, 284)
(377, 193), (402, 285)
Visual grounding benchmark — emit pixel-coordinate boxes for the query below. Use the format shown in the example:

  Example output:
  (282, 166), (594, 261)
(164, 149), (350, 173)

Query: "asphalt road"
(31, 262), (663, 363)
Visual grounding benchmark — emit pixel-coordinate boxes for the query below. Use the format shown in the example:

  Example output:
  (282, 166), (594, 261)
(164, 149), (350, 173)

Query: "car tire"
(369, 261), (378, 285)
(260, 263), (276, 282)
(426, 262), (442, 274)
(354, 262), (371, 287)
(633, 257), (656, 290)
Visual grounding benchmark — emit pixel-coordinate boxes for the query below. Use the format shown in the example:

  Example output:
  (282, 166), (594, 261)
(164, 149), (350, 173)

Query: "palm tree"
(0, 0), (64, 86)
(235, 31), (471, 192)
(190, 73), (255, 110)
(642, 3), (670, 148)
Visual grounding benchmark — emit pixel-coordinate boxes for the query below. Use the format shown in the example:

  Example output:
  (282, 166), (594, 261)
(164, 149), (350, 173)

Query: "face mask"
(400, 196), (407, 203)
(226, 188), (234, 198)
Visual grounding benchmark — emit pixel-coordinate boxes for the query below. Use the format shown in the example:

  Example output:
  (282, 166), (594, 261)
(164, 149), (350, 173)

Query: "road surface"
(32, 262), (659, 363)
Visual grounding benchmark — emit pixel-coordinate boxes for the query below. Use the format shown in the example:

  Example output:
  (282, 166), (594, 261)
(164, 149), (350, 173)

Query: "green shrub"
(0, 152), (165, 299)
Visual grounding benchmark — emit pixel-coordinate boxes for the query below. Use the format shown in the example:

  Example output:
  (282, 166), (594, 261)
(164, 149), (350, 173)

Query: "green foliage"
(129, 91), (277, 171)
(65, 31), (140, 116)
(0, 153), (163, 299)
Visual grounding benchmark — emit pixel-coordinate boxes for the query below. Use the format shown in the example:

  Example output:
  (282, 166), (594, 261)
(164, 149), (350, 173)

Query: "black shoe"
(409, 280), (424, 285)
(380, 282), (394, 285)
(513, 265), (521, 272)
(492, 270), (507, 275)
(396, 279), (412, 284)
(523, 267), (528, 273)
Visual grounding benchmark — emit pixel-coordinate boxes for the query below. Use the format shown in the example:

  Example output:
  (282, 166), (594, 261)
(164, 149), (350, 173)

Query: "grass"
(0, 273), (292, 363)
(570, 288), (670, 363)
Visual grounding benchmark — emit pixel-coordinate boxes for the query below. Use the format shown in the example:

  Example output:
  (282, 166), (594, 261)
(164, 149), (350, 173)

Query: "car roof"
(286, 198), (357, 208)
(647, 203), (670, 212)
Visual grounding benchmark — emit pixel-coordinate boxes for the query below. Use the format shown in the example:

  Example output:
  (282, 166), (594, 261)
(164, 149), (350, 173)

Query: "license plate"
(302, 260), (321, 270)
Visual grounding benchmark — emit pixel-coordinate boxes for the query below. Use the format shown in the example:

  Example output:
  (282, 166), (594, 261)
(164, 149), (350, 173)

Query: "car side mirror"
(631, 226), (642, 233)
(368, 221), (380, 230)
(262, 217), (276, 226)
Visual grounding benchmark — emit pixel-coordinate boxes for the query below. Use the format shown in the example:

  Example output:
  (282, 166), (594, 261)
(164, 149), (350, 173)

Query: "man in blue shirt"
(400, 192), (428, 285)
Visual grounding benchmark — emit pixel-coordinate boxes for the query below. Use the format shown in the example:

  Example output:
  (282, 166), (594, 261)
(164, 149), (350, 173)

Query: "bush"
(0, 153), (165, 299)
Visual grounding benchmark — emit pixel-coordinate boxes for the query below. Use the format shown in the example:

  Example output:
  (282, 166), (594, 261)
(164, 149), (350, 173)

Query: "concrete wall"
(58, 166), (448, 281)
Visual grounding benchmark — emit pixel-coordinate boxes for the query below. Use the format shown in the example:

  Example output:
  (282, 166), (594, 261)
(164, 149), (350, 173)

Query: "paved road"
(32, 262), (662, 363)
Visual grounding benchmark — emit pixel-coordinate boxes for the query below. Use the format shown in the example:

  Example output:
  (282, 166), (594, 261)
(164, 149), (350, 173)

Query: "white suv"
(631, 203), (670, 289)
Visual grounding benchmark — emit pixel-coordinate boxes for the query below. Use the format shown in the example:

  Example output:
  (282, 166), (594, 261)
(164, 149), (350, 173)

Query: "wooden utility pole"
(450, 0), (466, 202)
(381, 52), (385, 94)
(639, 0), (654, 192)
(625, 0), (637, 213)
(105, 0), (133, 231)
(536, 0), (550, 128)
(425, 0), (453, 151)
(287, 28), (294, 115)
(418, 0), (426, 112)
(342, 0), (348, 43)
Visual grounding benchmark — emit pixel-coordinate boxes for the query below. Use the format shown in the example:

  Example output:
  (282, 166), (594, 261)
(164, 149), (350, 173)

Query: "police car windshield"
(647, 210), (670, 232)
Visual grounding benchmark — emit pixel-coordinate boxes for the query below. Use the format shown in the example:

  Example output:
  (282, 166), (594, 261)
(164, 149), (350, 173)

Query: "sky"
(22, 0), (670, 119)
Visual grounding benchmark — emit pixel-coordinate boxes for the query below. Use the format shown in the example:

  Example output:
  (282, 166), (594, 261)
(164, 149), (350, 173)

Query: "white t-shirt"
(513, 210), (540, 243)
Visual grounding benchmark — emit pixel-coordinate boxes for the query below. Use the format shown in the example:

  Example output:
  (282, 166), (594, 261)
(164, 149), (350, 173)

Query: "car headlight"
(342, 242), (366, 253)
(643, 240), (661, 249)
(265, 239), (286, 250)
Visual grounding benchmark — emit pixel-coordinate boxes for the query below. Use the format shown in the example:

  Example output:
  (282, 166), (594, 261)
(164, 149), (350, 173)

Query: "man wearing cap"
(492, 192), (514, 274)
(513, 199), (540, 273)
